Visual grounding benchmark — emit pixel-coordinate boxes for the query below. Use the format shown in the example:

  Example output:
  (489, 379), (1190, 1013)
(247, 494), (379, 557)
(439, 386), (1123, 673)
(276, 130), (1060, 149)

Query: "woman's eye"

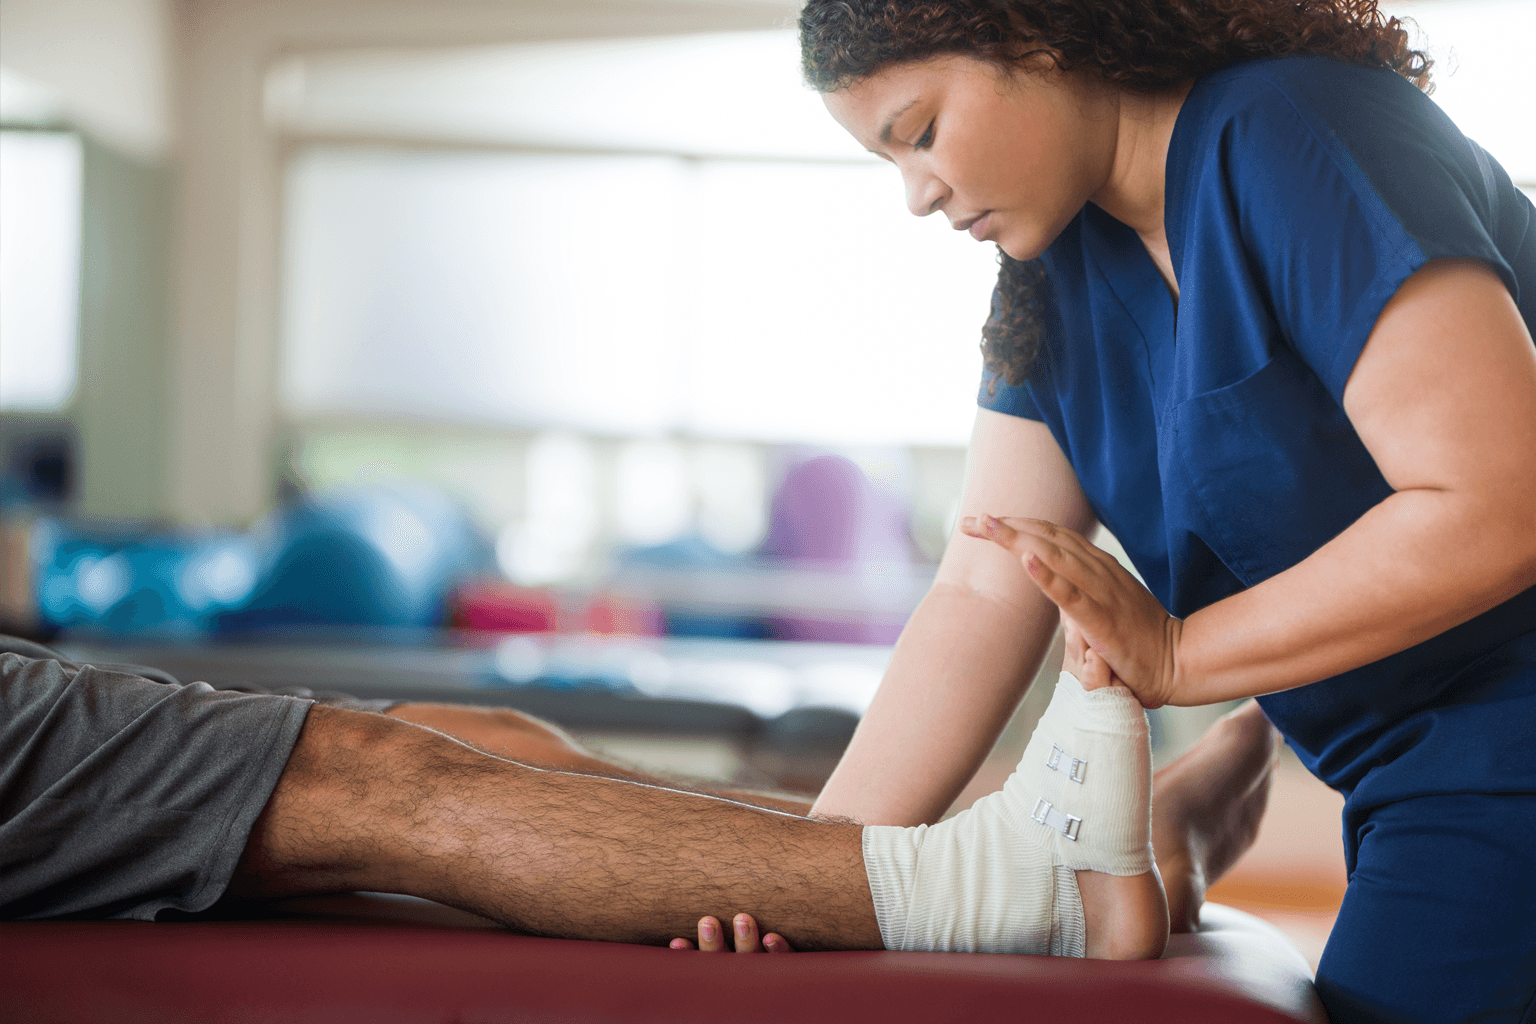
(915, 121), (936, 149)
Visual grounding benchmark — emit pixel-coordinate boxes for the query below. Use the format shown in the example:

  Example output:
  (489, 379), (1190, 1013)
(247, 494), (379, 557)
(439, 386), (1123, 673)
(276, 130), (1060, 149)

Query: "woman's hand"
(961, 515), (1183, 707)
(668, 914), (795, 953)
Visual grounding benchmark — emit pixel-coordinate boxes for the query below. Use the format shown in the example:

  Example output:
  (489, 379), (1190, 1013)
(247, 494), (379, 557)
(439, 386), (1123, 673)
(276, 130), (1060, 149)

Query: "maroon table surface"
(1, 896), (1327, 1024)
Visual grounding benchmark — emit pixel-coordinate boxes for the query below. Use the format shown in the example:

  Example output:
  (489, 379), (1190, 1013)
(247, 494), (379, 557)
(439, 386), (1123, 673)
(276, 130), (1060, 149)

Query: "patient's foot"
(1150, 700), (1279, 932)
(861, 649), (1166, 959)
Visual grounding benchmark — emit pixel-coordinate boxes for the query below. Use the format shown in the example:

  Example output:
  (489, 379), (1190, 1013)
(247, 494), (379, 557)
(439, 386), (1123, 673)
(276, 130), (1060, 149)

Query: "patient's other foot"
(1151, 700), (1279, 932)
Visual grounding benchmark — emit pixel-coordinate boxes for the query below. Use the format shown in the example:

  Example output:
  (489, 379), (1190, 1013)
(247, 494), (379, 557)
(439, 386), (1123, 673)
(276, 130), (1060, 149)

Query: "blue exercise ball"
(221, 485), (489, 630)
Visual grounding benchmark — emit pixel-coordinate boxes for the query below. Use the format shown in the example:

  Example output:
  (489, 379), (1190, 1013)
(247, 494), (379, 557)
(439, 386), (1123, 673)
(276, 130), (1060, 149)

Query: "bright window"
(275, 12), (1533, 450)
(279, 146), (999, 447)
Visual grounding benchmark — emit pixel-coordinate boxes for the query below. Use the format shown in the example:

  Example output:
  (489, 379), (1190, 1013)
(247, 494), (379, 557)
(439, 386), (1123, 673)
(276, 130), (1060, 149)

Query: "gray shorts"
(0, 635), (312, 920)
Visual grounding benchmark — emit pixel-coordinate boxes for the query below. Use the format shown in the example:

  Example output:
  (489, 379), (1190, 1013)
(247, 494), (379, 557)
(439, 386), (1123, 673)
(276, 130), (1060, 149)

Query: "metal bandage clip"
(1031, 798), (1082, 841)
(1046, 744), (1088, 784)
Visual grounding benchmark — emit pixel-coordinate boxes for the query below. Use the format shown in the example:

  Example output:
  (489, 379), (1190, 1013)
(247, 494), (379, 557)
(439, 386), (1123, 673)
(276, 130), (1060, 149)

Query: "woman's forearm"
(811, 581), (1060, 825)
(1175, 486), (1536, 705)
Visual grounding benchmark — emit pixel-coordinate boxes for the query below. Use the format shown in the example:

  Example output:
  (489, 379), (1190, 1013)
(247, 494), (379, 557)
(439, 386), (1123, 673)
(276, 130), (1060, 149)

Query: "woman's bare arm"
(810, 408), (1095, 826)
(973, 259), (1536, 707)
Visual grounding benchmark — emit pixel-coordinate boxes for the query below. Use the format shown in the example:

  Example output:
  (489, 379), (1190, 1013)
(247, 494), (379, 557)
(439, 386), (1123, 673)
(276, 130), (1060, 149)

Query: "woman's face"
(823, 55), (1119, 261)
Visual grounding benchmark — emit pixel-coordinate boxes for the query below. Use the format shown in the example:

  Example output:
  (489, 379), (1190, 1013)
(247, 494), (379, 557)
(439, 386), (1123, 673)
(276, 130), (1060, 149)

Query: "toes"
(698, 916), (727, 952)
(1077, 646), (1116, 691)
(762, 932), (796, 953)
(733, 913), (761, 952)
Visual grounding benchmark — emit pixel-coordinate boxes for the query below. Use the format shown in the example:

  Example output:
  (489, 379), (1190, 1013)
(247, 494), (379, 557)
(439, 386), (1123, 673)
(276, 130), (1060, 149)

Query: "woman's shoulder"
(1166, 56), (1521, 407)
(1167, 55), (1482, 238)
(1172, 55), (1453, 177)
(1184, 55), (1428, 127)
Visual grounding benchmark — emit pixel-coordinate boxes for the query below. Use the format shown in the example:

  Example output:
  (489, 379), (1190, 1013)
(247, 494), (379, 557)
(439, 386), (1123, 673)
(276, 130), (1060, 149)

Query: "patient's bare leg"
(233, 705), (881, 949)
(385, 694), (1275, 938)
(231, 703), (1165, 956)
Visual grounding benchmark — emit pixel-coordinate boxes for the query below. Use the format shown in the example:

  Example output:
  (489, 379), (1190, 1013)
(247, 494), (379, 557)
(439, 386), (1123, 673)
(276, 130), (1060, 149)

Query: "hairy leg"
(234, 701), (1167, 958)
(231, 705), (881, 949)
(1149, 701), (1279, 932)
(390, 692), (1173, 958)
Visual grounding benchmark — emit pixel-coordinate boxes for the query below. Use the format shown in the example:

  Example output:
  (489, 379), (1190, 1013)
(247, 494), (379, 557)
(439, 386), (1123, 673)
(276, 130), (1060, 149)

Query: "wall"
(75, 137), (173, 520)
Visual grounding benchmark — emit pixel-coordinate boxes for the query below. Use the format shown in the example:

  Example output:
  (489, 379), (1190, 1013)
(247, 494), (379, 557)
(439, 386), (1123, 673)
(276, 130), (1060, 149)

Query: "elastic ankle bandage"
(861, 671), (1152, 956)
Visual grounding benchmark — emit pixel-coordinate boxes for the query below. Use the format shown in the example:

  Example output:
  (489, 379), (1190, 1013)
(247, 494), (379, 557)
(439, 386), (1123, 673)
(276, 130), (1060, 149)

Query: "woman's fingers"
(962, 514), (1052, 560)
(962, 514), (1182, 708)
(962, 517), (1112, 610)
(1019, 545), (1093, 617)
(961, 515), (1112, 638)
(963, 516), (1115, 574)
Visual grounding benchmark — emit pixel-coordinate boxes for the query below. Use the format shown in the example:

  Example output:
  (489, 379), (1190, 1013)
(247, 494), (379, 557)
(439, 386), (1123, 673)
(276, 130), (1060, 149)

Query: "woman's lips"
(968, 211), (992, 241)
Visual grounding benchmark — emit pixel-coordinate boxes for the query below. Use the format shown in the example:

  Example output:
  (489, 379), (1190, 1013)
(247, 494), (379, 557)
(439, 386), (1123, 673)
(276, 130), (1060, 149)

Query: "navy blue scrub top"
(980, 56), (1536, 810)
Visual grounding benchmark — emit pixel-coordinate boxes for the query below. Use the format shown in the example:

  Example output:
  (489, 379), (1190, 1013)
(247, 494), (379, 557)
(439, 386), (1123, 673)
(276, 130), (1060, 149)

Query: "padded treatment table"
(2, 895), (1327, 1023)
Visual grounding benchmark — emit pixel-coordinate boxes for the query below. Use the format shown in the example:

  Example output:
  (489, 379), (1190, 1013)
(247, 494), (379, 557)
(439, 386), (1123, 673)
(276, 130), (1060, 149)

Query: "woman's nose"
(904, 167), (947, 218)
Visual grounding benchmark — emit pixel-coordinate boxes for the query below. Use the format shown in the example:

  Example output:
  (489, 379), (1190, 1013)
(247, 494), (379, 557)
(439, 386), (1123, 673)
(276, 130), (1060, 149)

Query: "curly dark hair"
(799, 0), (1432, 388)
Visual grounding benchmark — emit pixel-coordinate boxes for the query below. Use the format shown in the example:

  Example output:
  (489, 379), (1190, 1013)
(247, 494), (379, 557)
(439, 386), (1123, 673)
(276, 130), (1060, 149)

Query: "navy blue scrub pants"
(1316, 792), (1536, 1024)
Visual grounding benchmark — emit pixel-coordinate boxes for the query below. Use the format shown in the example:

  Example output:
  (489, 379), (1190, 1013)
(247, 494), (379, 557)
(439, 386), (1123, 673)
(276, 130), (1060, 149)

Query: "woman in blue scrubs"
(797, 2), (1536, 1022)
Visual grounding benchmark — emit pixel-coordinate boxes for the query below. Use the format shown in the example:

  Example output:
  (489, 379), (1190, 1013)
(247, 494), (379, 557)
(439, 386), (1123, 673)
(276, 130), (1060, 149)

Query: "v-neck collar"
(1071, 70), (1223, 367)
(1081, 203), (1177, 362)
(1163, 66), (1223, 294)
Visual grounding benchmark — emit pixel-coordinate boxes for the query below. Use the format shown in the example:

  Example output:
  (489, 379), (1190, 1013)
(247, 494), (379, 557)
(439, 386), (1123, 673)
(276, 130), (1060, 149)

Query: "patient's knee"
(230, 706), (440, 895)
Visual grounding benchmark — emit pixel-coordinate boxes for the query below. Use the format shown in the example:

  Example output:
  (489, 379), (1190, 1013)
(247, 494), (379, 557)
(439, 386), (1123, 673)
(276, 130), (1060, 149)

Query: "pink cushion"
(0, 898), (1325, 1023)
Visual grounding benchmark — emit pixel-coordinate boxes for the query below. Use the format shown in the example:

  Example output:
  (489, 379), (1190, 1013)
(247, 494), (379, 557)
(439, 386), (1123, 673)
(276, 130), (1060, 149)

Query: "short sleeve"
(978, 368), (1044, 420)
(1170, 60), (1521, 405)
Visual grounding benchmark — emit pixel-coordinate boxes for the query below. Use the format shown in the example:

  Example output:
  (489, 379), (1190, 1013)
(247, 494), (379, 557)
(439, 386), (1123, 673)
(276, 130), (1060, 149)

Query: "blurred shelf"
(58, 627), (892, 738)
(605, 561), (934, 617)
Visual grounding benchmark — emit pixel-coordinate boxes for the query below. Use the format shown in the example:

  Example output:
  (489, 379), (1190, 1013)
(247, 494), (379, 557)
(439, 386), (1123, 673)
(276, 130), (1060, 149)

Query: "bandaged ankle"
(1014, 671), (1154, 877)
(861, 672), (1151, 955)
